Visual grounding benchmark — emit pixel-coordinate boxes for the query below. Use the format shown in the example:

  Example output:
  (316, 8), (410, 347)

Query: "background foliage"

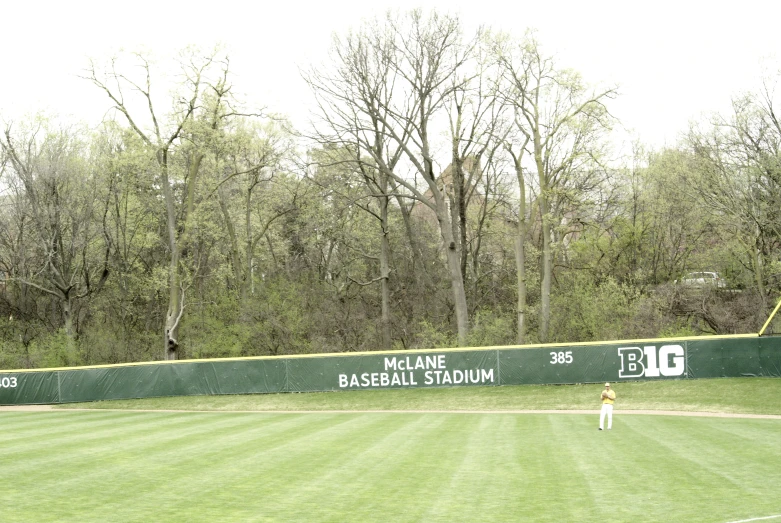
(2, 12), (781, 367)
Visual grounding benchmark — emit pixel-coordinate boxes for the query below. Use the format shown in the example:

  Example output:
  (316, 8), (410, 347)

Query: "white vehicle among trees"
(677, 272), (727, 288)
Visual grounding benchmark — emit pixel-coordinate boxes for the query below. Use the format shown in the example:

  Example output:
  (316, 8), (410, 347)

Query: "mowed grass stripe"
(163, 413), (427, 521)
(2, 412), (776, 522)
(588, 416), (734, 521)
(0, 411), (259, 474)
(420, 415), (528, 521)
(3, 405), (781, 521)
(2, 412), (350, 522)
(135, 413), (391, 522)
(3, 412), (426, 522)
(610, 415), (781, 522)
(341, 414), (529, 521)
(269, 414), (448, 520)
(1, 412), (555, 522)
(251, 413), (535, 522)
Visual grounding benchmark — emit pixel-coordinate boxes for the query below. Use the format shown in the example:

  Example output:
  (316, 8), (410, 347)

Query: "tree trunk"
(394, 193), (429, 288)
(510, 146), (529, 344)
(539, 211), (552, 343)
(752, 236), (767, 312)
(161, 155), (182, 360)
(63, 293), (75, 350)
(245, 184), (254, 299)
(380, 192), (392, 350)
(435, 200), (469, 345)
(514, 234), (527, 344)
(535, 143), (552, 343)
(217, 185), (243, 291)
(452, 153), (468, 281)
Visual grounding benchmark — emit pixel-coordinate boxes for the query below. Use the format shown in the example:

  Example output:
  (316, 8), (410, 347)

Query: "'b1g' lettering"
(618, 345), (685, 378)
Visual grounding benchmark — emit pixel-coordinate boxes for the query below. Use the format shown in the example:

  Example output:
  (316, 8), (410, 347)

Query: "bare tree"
(212, 118), (295, 302)
(304, 17), (408, 349)
(688, 78), (781, 313)
(0, 120), (109, 348)
(307, 10), (476, 344)
(444, 35), (504, 283)
(494, 32), (617, 342)
(85, 49), (237, 359)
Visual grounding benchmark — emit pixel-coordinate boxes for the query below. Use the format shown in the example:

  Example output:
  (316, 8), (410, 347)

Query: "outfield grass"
(58, 377), (781, 415)
(3, 379), (781, 522)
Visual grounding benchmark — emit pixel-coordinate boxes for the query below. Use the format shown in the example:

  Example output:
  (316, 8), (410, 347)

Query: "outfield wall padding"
(1, 334), (779, 405)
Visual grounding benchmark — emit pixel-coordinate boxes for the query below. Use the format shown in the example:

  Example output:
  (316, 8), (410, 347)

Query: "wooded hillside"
(1, 11), (779, 368)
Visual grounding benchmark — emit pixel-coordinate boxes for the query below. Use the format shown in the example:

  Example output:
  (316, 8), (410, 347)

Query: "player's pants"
(600, 404), (613, 429)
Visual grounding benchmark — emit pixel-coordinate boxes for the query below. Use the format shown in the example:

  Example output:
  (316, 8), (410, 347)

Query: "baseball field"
(2, 378), (780, 522)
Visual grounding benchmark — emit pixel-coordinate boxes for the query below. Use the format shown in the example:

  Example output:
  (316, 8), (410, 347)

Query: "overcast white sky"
(2, 0), (779, 150)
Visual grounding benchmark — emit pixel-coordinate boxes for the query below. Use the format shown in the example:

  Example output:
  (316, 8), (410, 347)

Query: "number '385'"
(549, 351), (573, 364)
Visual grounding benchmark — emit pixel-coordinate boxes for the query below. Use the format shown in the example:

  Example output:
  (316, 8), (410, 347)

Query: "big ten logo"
(618, 345), (686, 378)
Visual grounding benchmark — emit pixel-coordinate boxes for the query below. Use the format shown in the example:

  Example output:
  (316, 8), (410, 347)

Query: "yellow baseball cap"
(605, 383), (610, 387)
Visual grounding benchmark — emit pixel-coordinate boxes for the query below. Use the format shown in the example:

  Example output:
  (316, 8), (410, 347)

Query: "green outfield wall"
(1, 334), (780, 405)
